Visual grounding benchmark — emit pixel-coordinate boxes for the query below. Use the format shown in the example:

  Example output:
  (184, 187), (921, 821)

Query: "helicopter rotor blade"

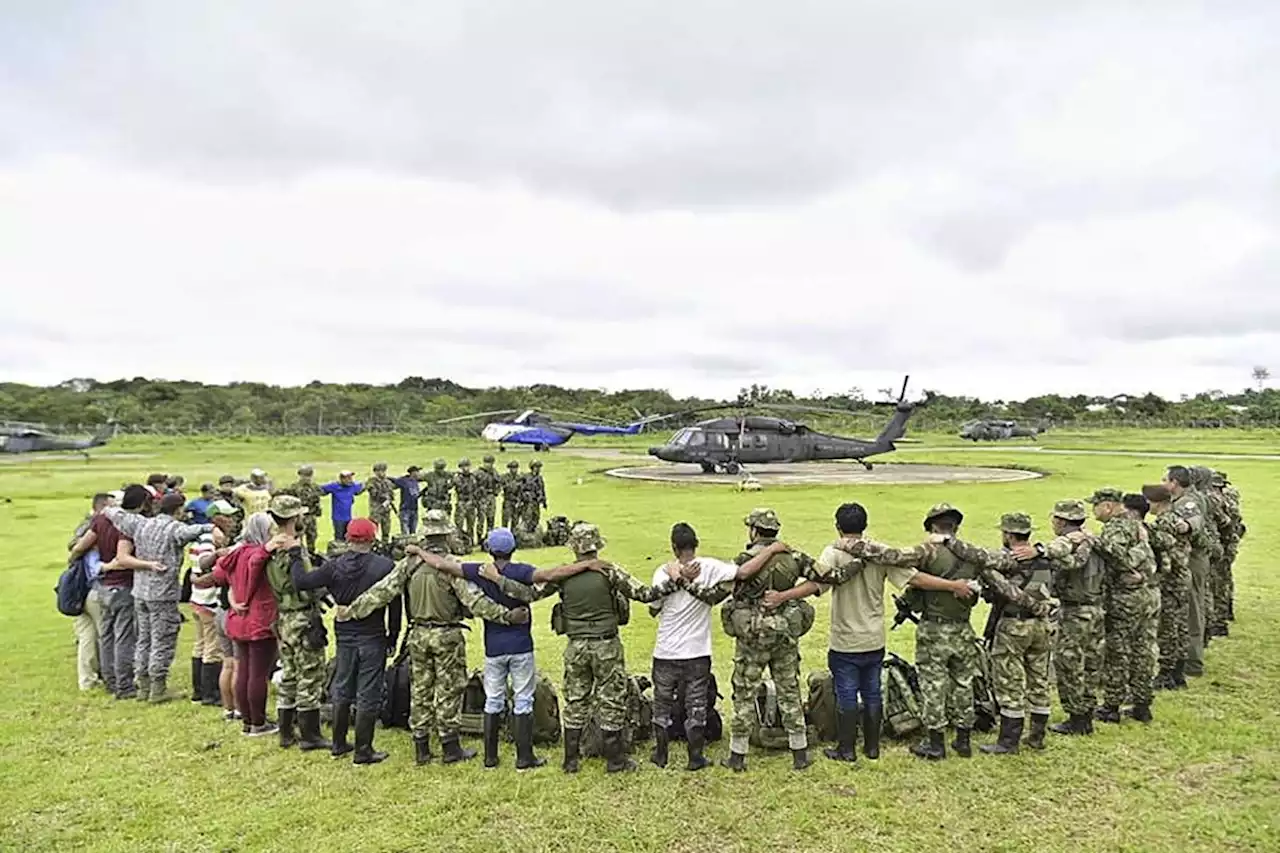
(435, 410), (522, 425)
(899, 375), (910, 404)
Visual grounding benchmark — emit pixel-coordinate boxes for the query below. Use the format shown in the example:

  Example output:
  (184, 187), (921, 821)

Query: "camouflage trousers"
(991, 616), (1054, 719)
(275, 609), (326, 711)
(1103, 587), (1160, 708)
(408, 625), (468, 739)
(1186, 553), (1209, 672)
(1209, 557), (1232, 629)
(371, 508), (394, 542)
(521, 504), (542, 534)
(300, 516), (319, 555)
(134, 599), (181, 682)
(916, 620), (979, 731)
(729, 635), (805, 753)
(477, 498), (496, 537)
(501, 497), (521, 529)
(454, 501), (478, 543)
(562, 636), (629, 732)
(1054, 604), (1103, 716)
(1158, 562), (1191, 671)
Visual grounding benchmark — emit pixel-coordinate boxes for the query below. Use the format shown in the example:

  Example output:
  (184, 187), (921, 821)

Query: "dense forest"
(2, 377), (1279, 435)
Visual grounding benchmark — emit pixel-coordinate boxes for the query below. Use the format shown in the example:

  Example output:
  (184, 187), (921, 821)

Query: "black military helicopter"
(0, 422), (115, 456)
(647, 377), (919, 473)
(958, 419), (1043, 441)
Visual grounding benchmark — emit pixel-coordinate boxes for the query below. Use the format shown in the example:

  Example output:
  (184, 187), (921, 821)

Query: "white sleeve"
(701, 558), (741, 586)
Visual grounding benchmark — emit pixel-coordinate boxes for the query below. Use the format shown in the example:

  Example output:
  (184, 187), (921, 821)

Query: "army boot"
(413, 735), (433, 766)
(721, 751), (747, 772)
(1171, 660), (1189, 690)
(649, 723), (669, 768)
(514, 714), (546, 771)
(604, 729), (638, 773)
(483, 713), (502, 769)
(1131, 704), (1153, 724)
(1025, 713), (1049, 750)
(298, 710), (332, 752)
(330, 703), (354, 758)
(201, 662), (222, 706)
(980, 715), (1021, 754)
(791, 747), (812, 771)
(441, 734), (478, 765)
(1152, 669), (1174, 691)
(135, 675), (151, 702)
(824, 709), (858, 763)
(148, 677), (174, 704)
(862, 705), (882, 760)
(353, 710), (388, 765)
(190, 659), (204, 703)
(910, 729), (946, 760)
(951, 726), (972, 758)
(278, 708), (298, 748)
(685, 727), (711, 772)
(1095, 705), (1121, 724)
(562, 728), (582, 774)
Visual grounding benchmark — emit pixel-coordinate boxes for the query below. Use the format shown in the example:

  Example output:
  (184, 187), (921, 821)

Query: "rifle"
(890, 594), (918, 630)
(982, 599), (1003, 649)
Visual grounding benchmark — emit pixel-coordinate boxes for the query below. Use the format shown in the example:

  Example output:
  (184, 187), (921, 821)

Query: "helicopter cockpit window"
(670, 429), (692, 446)
(686, 430), (706, 447)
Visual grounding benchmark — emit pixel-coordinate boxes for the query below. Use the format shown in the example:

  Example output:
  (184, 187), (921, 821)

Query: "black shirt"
(292, 550), (401, 642)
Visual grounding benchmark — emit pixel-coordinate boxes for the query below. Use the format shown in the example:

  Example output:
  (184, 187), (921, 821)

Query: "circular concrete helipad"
(604, 461), (1043, 486)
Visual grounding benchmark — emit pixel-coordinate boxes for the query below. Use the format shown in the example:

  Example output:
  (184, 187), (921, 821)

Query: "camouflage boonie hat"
(433, 458), (446, 469)
(268, 494), (308, 518)
(999, 512), (1033, 535)
(483, 454), (495, 464)
(326, 539), (349, 558)
(567, 522), (606, 555)
(1210, 469), (1228, 485)
(1085, 487), (1124, 505)
(373, 462), (388, 472)
(420, 509), (455, 536)
(923, 502), (964, 529)
(507, 461), (519, 469)
(531, 460), (543, 469)
(1051, 499), (1088, 521)
(744, 507), (782, 531)
(458, 458), (471, 468)
(297, 465), (314, 476)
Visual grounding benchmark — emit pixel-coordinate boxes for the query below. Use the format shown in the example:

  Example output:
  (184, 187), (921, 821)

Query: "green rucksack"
(501, 670), (562, 745)
(318, 655), (339, 724)
(581, 674), (653, 758)
(748, 679), (819, 750)
(804, 670), (839, 743)
(458, 669), (487, 736)
(543, 516), (572, 547)
(881, 653), (923, 739)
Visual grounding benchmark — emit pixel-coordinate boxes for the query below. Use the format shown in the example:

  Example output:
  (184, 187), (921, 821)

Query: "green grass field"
(1, 430), (1277, 852)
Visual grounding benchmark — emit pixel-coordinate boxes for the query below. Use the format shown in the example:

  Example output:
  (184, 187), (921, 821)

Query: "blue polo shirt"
(185, 498), (213, 524)
(462, 561), (536, 657)
(320, 481), (365, 522)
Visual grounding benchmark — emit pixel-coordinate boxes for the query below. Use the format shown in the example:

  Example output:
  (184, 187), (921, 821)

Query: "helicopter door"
(739, 432), (769, 463)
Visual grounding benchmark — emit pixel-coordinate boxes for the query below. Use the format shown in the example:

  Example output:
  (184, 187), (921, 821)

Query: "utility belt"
(413, 619), (468, 631)
(1056, 600), (1099, 609)
(920, 614), (968, 624)
(1001, 610), (1042, 620)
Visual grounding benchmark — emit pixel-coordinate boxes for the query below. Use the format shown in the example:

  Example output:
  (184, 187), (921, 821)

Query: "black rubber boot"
(1025, 713), (1048, 750)
(1095, 705), (1121, 724)
(483, 713), (501, 769)
(331, 703), (354, 758)
(910, 729), (946, 760)
(201, 662), (222, 706)
(981, 715), (1022, 754)
(685, 727), (711, 772)
(278, 708), (297, 748)
(353, 710), (388, 765)
(1131, 703), (1153, 724)
(862, 705), (882, 760)
(190, 659), (203, 703)
(791, 747), (812, 771)
(441, 734), (478, 765)
(604, 729), (637, 773)
(952, 726), (972, 758)
(514, 715), (545, 771)
(1050, 712), (1091, 736)
(414, 735), (433, 766)
(1171, 660), (1189, 690)
(720, 751), (747, 772)
(649, 723), (669, 768)
(562, 728), (582, 774)
(298, 709), (332, 752)
(824, 709), (858, 762)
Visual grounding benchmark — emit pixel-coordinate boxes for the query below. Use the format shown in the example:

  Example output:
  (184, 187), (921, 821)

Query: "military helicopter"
(647, 376), (919, 473)
(0, 422), (115, 456)
(436, 409), (677, 452)
(958, 419), (1043, 441)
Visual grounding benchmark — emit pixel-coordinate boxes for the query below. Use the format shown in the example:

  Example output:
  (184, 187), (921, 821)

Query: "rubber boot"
(1095, 705), (1121, 724)
(720, 751), (747, 772)
(862, 705), (882, 760)
(278, 708), (298, 748)
(1131, 703), (1153, 724)
(951, 726), (972, 758)
(1171, 660), (1189, 690)
(1228, 598), (1235, 622)
(685, 727), (711, 772)
(135, 675), (150, 702)
(981, 715), (1023, 755)
(1025, 713), (1048, 750)
(298, 709), (332, 752)
(1152, 669), (1174, 691)
(190, 659), (203, 703)
(352, 710), (388, 765)
(911, 729), (946, 760)
(824, 709), (857, 762)
(604, 729), (637, 773)
(514, 714), (545, 771)
(483, 713), (502, 769)
(649, 723), (669, 768)
(201, 662), (222, 706)
(791, 747), (812, 771)
(441, 734), (477, 765)
(330, 703), (354, 758)
(148, 677), (173, 704)
(414, 735), (433, 766)
(562, 728), (582, 774)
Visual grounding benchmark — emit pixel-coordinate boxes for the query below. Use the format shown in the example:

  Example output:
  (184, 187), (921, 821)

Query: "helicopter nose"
(648, 446), (661, 457)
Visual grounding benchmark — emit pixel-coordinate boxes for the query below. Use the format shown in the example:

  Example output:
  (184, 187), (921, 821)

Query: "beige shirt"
(818, 544), (918, 654)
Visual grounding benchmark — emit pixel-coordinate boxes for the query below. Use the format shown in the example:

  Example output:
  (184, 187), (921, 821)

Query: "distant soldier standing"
(520, 460), (547, 534)
(1163, 466), (1211, 677)
(217, 475), (242, 511)
(366, 462), (396, 542)
(1212, 470), (1244, 622)
(453, 458), (478, 546)
(500, 461), (522, 529)
(277, 466), (323, 554)
(1199, 467), (1237, 637)
(475, 455), (501, 538)
(1144, 484), (1192, 690)
(422, 459), (454, 518)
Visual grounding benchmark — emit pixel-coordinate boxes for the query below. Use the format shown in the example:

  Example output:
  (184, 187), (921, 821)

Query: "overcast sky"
(2, 1), (1277, 401)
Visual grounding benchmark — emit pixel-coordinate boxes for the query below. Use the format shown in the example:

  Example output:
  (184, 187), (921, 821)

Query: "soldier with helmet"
(1210, 469), (1244, 624)
(475, 455), (502, 538)
(366, 462), (396, 542)
(500, 460), (523, 529)
(453, 458), (478, 547)
(1144, 483), (1192, 691)
(277, 465), (323, 554)
(421, 458), (453, 517)
(519, 460), (548, 535)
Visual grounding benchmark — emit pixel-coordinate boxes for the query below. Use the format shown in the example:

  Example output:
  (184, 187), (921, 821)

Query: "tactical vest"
(266, 548), (317, 612)
(918, 548), (978, 622)
(1052, 537), (1104, 606)
(1002, 555), (1052, 618)
(733, 540), (802, 602)
(558, 569), (620, 639)
(405, 547), (469, 624)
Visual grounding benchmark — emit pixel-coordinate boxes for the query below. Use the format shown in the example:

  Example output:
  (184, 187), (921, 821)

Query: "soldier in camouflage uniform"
(1144, 484), (1192, 690)
(276, 465), (323, 554)
(452, 458), (478, 546)
(421, 458), (454, 517)
(500, 460), (522, 529)
(475, 455), (501, 538)
(263, 494), (332, 752)
(1163, 466), (1212, 677)
(217, 474), (242, 512)
(519, 460), (547, 535)
(336, 509), (528, 765)
(1212, 471), (1244, 623)
(1089, 488), (1160, 724)
(365, 462), (397, 543)
(1198, 467), (1238, 637)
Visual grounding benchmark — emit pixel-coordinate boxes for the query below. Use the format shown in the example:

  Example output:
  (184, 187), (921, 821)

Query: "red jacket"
(212, 545), (277, 642)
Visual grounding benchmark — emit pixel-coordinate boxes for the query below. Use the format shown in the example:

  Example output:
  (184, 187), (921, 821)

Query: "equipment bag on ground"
(380, 648), (412, 729)
(502, 670), (563, 745)
(581, 674), (653, 757)
(881, 653), (924, 739)
(459, 670), (487, 736)
(748, 679), (819, 750)
(804, 669), (839, 743)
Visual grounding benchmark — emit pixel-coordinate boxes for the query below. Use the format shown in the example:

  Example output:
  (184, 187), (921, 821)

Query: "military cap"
(531, 460), (543, 469)
(218, 474), (236, 486)
(1141, 484), (1172, 504)
(1085, 487), (1124, 505)
(420, 508), (455, 536)
(1210, 469), (1227, 486)
(433, 458), (446, 469)
(1051, 499), (1088, 521)
(268, 494), (308, 519)
(297, 465), (314, 476)
(483, 454), (495, 464)
(999, 512), (1033, 535)
(743, 508), (782, 530)
(207, 499), (241, 517)
(458, 458), (471, 468)
(507, 460), (519, 470)
(373, 461), (388, 472)
(567, 522), (606, 555)
(923, 502), (964, 529)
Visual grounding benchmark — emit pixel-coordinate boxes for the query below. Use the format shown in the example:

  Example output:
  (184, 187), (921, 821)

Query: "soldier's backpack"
(448, 530), (472, 556)
(881, 653), (924, 739)
(380, 647), (412, 729)
(543, 516), (572, 547)
(55, 557), (90, 618)
(581, 674), (654, 758)
(971, 637), (999, 733)
(515, 527), (543, 549)
(748, 679), (820, 750)
(663, 671), (724, 743)
(804, 670), (839, 743)
(459, 670), (488, 736)
(501, 670), (563, 745)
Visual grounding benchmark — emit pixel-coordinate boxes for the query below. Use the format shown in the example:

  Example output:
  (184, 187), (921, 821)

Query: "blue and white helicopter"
(437, 409), (676, 452)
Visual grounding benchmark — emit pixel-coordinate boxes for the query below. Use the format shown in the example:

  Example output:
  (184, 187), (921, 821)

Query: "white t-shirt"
(188, 533), (220, 608)
(652, 557), (739, 661)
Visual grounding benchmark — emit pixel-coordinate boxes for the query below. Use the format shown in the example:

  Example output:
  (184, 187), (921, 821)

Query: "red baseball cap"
(345, 518), (377, 543)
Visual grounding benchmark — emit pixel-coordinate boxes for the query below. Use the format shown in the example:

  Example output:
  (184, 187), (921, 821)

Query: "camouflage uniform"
(1173, 479), (1212, 676)
(474, 456), (501, 538)
(265, 497), (327, 718)
(1217, 474), (1244, 622)
(452, 459), (478, 546)
(343, 510), (520, 764)
(500, 461), (522, 529)
(217, 476), (243, 512)
(1201, 469), (1238, 634)
(276, 466), (323, 554)
(421, 459), (454, 517)
(519, 462), (547, 534)
(1147, 501), (1191, 685)
(365, 464), (396, 542)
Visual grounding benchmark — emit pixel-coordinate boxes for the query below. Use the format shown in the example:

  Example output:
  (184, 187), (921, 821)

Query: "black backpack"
(380, 648), (412, 729)
(664, 671), (724, 743)
(55, 558), (90, 617)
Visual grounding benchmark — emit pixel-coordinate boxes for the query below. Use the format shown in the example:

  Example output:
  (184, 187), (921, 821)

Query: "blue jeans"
(828, 648), (884, 712)
(483, 652), (536, 715)
(331, 634), (386, 714)
(333, 520), (349, 541)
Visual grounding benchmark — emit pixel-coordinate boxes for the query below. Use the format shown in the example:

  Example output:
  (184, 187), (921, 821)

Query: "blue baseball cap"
(485, 528), (517, 554)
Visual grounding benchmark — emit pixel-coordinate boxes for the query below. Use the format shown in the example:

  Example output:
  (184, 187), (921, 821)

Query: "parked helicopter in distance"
(437, 409), (676, 451)
(958, 419), (1042, 441)
(647, 376), (919, 473)
(0, 422), (114, 455)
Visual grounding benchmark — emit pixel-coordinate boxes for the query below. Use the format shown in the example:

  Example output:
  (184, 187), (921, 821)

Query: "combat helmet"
(507, 460), (519, 470)
(433, 458), (447, 470)
(420, 509), (455, 537)
(458, 458), (471, 469)
(567, 522), (606, 556)
(531, 460), (543, 469)
(297, 465), (314, 477)
(483, 454), (495, 464)
(998, 512), (1033, 535)
(373, 461), (388, 472)
(744, 507), (782, 532)
(923, 503), (964, 530)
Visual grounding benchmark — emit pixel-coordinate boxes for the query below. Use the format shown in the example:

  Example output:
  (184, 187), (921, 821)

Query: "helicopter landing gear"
(535, 443), (550, 452)
(860, 460), (874, 471)
(498, 444), (506, 452)
(724, 462), (741, 475)
(699, 462), (717, 474)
